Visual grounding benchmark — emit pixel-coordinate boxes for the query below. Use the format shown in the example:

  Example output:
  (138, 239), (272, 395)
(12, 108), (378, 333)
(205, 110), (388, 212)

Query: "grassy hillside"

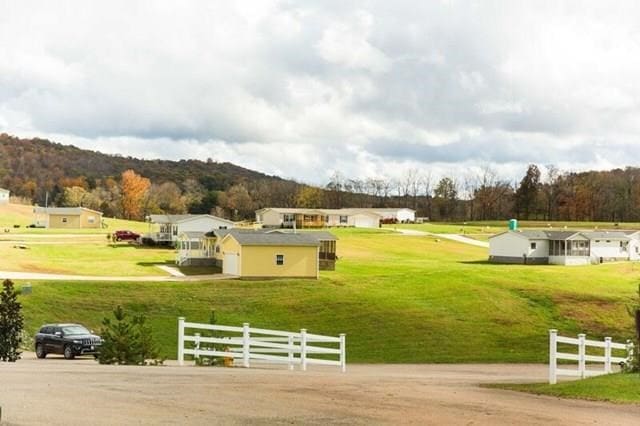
(12, 228), (639, 362)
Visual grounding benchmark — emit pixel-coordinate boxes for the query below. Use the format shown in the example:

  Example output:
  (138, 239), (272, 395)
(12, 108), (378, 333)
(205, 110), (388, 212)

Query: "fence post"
(194, 333), (201, 359)
(578, 333), (586, 379)
(242, 323), (250, 368)
(339, 333), (346, 373)
(604, 337), (612, 374)
(178, 317), (185, 366)
(288, 335), (294, 371)
(549, 329), (557, 384)
(300, 329), (307, 371)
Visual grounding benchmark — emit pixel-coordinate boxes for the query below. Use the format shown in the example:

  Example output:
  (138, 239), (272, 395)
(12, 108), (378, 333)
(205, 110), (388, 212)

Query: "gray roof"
(497, 229), (635, 241)
(581, 231), (630, 240)
(147, 214), (234, 224)
(222, 229), (320, 246)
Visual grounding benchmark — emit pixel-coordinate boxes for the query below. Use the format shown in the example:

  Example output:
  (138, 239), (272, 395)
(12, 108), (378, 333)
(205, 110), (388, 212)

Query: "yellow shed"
(34, 207), (103, 229)
(219, 231), (320, 279)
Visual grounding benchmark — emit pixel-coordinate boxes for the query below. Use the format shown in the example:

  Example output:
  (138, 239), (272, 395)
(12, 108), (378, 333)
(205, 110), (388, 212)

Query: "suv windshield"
(61, 325), (91, 336)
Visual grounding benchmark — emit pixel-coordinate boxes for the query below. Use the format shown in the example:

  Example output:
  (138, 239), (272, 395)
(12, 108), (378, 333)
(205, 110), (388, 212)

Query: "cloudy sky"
(1, 1), (640, 185)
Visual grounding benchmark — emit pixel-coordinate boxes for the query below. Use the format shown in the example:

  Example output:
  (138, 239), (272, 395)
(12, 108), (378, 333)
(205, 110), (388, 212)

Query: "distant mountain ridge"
(0, 133), (286, 205)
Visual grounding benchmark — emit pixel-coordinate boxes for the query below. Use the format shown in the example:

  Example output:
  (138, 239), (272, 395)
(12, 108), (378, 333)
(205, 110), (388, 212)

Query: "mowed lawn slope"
(14, 228), (639, 362)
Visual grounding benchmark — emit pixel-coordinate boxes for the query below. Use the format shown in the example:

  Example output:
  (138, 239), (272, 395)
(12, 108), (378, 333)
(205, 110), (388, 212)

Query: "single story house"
(146, 214), (234, 245)
(33, 207), (103, 229)
(0, 188), (9, 204)
(176, 229), (338, 276)
(489, 230), (640, 265)
(255, 207), (394, 229)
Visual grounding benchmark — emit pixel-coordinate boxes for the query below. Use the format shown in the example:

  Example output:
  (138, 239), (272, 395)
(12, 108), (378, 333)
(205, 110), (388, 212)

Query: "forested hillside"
(2, 133), (640, 222)
(0, 134), (300, 218)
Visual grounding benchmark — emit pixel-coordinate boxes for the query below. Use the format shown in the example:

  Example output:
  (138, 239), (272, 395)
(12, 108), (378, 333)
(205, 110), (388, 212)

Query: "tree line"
(3, 135), (640, 222)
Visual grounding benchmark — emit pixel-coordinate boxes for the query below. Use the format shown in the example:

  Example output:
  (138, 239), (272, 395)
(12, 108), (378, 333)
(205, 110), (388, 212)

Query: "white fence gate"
(549, 329), (634, 384)
(178, 317), (346, 372)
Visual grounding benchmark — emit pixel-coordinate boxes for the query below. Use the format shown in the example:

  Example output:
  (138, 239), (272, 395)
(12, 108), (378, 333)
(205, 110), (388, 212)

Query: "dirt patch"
(2, 356), (640, 425)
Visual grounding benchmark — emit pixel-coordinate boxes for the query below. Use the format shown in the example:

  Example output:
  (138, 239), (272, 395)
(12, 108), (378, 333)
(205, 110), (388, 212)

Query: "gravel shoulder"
(1, 355), (638, 425)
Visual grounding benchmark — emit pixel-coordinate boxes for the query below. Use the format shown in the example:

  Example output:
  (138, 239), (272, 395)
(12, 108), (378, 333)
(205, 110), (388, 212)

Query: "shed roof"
(0, 188), (9, 193)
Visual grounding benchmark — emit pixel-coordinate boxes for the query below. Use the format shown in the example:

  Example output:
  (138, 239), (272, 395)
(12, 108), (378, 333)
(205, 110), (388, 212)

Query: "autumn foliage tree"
(120, 170), (151, 220)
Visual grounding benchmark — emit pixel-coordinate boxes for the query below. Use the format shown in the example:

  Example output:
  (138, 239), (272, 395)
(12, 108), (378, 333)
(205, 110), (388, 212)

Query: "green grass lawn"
(11, 228), (639, 362)
(0, 240), (174, 276)
(487, 374), (640, 404)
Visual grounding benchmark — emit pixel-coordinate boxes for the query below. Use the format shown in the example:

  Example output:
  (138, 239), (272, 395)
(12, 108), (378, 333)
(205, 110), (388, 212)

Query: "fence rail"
(549, 329), (633, 384)
(178, 318), (346, 372)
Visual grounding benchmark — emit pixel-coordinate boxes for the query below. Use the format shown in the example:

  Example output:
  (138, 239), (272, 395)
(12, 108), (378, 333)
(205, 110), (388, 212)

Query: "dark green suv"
(35, 324), (102, 360)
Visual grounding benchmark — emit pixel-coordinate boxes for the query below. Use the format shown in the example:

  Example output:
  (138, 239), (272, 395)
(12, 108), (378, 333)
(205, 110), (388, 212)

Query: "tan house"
(219, 231), (320, 278)
(34, 207), (103, 229)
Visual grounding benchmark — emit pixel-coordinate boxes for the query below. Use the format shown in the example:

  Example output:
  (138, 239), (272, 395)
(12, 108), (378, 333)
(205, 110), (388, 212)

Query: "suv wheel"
(35, 343), (47, 359)
(63, 345), (76, 360)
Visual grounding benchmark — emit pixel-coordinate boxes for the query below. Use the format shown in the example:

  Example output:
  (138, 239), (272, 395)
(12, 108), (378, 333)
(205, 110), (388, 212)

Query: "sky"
(1, 0), (640, 185)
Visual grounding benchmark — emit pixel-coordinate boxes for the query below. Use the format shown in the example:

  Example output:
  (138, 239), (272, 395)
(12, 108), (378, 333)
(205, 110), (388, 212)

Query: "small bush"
(98, 305), (162, 365)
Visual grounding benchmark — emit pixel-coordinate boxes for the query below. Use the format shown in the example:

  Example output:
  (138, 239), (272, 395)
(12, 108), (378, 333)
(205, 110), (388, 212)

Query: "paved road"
(1, 356), (638, 425)
(395, 228), (490, 248)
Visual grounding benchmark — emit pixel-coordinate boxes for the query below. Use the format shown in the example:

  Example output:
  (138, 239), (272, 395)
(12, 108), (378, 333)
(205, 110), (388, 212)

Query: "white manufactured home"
(489, 230), (640, 265)
(255, 207), (415, 229)
(146, 214), (235, 244)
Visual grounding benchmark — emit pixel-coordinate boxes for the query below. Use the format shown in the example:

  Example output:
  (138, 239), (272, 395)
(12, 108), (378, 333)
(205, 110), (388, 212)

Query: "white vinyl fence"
(549, 329), (634, 384)
(178, 317), (346, 372)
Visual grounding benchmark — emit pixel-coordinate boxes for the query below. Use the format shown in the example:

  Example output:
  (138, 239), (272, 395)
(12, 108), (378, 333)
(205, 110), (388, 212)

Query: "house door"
(223, 253), (239, 275)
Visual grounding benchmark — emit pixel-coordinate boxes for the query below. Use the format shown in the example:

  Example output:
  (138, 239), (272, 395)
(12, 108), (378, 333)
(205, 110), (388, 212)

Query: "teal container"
(508, 219), (518, 231)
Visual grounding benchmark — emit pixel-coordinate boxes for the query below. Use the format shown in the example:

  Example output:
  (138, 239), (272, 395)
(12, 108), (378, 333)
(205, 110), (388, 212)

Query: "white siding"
(0, 189), (9, 203)
(257, 210), (283, 227)
(590, 240), (628, 260)
(179, 217), (234, 235)
(349, 214), (379, 228)
(489, 233), (530, 258)
(394, 209), (415, 222)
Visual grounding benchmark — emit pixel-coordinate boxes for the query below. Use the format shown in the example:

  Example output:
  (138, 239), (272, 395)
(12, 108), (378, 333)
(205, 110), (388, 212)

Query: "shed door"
(223, 253), (239, 275)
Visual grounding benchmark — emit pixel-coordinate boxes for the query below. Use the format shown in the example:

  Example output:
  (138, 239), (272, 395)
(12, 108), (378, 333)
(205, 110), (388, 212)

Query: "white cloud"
(1, 0), (640, 185)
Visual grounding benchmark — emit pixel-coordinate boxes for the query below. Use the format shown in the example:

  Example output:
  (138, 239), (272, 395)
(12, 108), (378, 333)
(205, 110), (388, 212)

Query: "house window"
(88, 216), (95, 224)
(215, 245), (220, 253)
(283, 214), (295, 222)
(219, 226), (227, 230)
(276, 254), (284, 265)
(339, 215), (348, 224)
(62, 217), (68, 223)
(530, 242), (537, 250)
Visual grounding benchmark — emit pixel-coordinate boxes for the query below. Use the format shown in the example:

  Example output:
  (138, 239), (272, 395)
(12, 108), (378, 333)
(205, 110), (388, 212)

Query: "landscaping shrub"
(0, 279), (24, 362)
(98, 305), (162, 365)
(625, 284), (640, 373)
